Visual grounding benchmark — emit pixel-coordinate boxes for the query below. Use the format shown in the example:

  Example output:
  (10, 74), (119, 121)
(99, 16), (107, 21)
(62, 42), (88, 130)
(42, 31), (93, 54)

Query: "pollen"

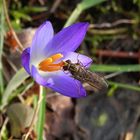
(39, 53), (64, 72)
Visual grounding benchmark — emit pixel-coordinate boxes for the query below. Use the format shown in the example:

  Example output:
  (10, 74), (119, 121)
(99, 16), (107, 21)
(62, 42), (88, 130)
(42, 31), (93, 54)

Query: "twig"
(3, 52), (18, 72)
(89, 28), (128, 35)
(50, 0), (63, 13)
(3, 0), (24, 51)
(95, 50), (140, 59)
(104, 72), (123, 79)
(38, 0), (45, 5)
(89, 19), (138, 29)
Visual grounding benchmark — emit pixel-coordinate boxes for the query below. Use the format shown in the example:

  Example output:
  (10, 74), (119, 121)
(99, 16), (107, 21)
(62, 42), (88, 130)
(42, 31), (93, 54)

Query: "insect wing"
(84, 70), (108, 92)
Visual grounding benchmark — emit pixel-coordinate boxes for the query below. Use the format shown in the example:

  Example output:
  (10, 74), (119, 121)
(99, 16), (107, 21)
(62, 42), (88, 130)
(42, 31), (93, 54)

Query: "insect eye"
(63, 66), (67, 71)
(66, 60), (71, 63)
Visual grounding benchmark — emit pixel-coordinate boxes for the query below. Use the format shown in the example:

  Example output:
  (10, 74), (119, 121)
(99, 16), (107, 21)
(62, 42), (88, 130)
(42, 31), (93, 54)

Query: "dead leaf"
(7, 103), (34, 138)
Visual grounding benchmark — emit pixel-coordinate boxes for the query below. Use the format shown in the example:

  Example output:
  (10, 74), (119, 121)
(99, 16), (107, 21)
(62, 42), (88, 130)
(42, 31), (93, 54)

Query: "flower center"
(38, 53), (65, 72)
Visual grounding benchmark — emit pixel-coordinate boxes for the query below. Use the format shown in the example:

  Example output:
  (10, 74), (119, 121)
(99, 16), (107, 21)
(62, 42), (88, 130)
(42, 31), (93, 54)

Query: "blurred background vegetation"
(0, 0), (140, 140)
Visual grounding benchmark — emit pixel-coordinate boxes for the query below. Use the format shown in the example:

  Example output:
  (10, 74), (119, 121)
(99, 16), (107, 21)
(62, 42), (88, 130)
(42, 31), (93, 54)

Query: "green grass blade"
(108, 81), (140, 92)
(64, 5), (82, 27)
(0, 3), (5, 94)
(90, 64), (140, 72)
(21, 6), (47, 13)
(64, 0), (106, 27)
(36, 86), (46, 140)
(0, 68), (29, 111)
(79, 0), (106, 10)
(107, 85), (118, 97)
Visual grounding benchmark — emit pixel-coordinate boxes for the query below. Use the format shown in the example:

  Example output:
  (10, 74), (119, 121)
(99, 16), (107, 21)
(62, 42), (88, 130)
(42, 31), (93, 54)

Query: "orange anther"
(39, 58), (53, 69)
(48, 61), (65, 67)
(50, 53), (63, 62)
(40, 65), (62, 72)
(38, 53), (64, 72)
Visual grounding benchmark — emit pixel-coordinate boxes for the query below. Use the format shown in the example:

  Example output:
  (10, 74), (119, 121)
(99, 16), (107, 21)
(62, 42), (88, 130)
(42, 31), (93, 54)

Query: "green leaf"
(0, 68), (29, 111)
(90, 64), (140, 72)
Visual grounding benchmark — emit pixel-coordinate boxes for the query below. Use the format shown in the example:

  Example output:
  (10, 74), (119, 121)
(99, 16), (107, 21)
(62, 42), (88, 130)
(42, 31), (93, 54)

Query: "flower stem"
(36, 86), (46, 140)
(24, 86), (44, 140)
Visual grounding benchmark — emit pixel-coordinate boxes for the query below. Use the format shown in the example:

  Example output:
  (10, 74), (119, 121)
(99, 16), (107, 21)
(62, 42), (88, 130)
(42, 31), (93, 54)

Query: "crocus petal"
(47, 73), (87, 98)
(21, 47), (31, 74)
(30, 21), (54, 65)
(31, 65), (52, 87)
(31, 66), (86, 98)
(63, 52), (92, 68)
(44, 22), (89, 56)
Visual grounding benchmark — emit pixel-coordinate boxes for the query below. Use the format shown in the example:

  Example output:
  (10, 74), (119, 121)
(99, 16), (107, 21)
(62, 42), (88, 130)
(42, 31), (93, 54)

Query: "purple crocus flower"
(21, 21), (92, 98)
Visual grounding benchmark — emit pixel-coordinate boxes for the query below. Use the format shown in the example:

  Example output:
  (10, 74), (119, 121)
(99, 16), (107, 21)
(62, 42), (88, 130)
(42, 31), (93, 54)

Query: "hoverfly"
(63, 60), (108, 92)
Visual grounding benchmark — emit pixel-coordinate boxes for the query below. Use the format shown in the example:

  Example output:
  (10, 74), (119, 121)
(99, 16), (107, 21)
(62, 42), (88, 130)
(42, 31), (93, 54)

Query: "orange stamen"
(40, 66), (62, 72)
(51, 53), (63, 62)
(39, 58), (53, 67)
(48, 61), (65, 67)
(38, 53), (64, 72)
